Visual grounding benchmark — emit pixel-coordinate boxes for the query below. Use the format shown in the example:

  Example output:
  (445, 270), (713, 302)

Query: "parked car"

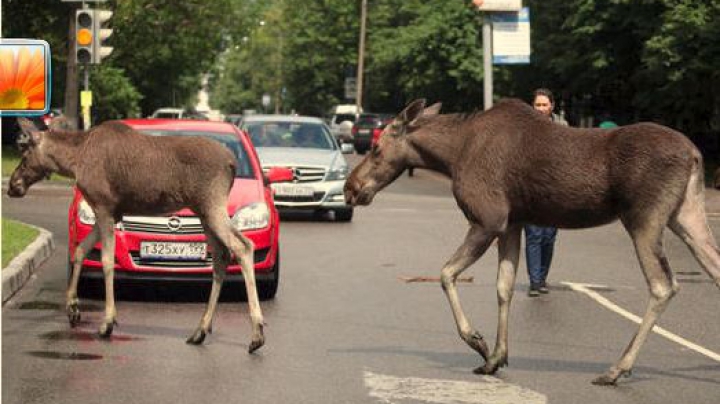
(352, 113), (393, 154)
(239, 114), (355, 221)
(68, 119), (293, 299)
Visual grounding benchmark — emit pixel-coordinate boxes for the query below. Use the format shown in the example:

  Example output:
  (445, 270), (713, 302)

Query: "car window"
(243, 122), (336, 150)
(153, 112), (181, 119)
(140, 130), (255, 179)
(333, 114), (356, 124)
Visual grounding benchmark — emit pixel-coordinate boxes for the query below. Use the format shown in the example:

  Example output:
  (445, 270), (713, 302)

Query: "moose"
(7, 118), (265, 352)
(345, 98), (720, 385)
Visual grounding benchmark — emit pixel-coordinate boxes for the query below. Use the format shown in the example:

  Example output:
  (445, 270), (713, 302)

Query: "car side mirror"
(265, 167), (294, 184)
(341, 143), (354, 154)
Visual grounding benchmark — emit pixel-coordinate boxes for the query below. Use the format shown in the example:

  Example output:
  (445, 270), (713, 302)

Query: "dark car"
(351, 113), (393, 154)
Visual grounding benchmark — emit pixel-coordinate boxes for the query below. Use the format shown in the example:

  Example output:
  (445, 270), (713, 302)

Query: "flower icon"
(0, 45), (46, 110)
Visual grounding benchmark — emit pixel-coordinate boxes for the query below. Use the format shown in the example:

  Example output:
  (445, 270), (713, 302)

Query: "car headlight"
(326, 164), (349, 181)
(78, 199), (96, 225)
(232, 202), (270, 231)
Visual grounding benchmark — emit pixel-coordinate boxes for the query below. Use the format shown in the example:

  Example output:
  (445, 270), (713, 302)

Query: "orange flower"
(0, 46), (46, 110)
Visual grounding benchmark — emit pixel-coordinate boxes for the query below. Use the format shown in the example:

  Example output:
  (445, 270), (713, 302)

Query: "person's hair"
(533, 88), (554, 106)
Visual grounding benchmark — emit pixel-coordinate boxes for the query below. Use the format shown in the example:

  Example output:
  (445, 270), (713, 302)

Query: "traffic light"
(75, 9), (93, 64)
(74, 8), (113, 65)
(92, 9), (113, 64)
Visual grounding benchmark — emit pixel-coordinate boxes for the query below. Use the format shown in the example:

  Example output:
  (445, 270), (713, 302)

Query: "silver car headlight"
(326, 164), (349, 181)
(78, 199), (96, 225)
(232, 202), (270, 231)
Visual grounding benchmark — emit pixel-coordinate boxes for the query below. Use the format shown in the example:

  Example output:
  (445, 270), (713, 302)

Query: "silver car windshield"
(244, 122), (336, 150)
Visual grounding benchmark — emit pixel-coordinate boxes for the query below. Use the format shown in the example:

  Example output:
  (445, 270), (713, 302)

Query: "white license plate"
(358, 129), (370, 135)
(140, 242), (207, 260)
(273, 184), (314, 197)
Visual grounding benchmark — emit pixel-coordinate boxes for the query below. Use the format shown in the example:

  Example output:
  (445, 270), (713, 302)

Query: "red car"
(68, 119), (292, 299)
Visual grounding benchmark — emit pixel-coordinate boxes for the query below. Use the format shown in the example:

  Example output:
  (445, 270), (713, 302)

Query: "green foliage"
(110, 0), (236, 115)
(89, 66), (142, 121)
(2, 0), (71, 108)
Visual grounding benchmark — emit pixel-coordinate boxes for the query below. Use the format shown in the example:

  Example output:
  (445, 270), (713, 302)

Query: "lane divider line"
(562, 281), (720, 362)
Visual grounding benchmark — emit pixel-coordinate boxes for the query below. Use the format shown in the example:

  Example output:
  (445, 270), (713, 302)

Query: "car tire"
(258, 250), (279, 301)
(335, 208), (354, 222)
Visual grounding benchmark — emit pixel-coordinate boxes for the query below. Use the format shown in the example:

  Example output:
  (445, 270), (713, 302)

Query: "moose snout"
(7, 181), (26, 198)
(344, 179), (374, 206)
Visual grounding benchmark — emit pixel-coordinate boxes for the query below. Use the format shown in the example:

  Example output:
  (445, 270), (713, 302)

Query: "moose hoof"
(186, 329), (207, 345)
(466, 331), (489, 361)
(98, 321), (115, 339)
(473, 362), (500, 375)
(591, 374), (618, 386)
(248, 336), (265, 354)
(67, 307), (81, 327)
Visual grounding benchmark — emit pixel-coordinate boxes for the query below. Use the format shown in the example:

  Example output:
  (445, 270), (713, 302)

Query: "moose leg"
(96, 215), (118, 338)
(205, 209), (265, 353)
(187, 232), (230, 345)
(66, 224), (100, 326)
(440, 224), (497, 362)
(594, 223), (677, 385)
(668, 188), (720, 289)
(474, 225), (521, 375)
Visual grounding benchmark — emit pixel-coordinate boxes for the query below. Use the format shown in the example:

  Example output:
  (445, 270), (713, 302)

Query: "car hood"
(174, 178), (264, 216)
(255, 147), (345, 169)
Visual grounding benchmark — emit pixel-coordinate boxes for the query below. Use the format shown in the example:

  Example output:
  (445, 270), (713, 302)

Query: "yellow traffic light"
(77, 28), (93, 47)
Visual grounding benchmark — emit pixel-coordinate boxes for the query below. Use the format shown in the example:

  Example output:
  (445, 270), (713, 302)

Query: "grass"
(2, 218), (40, 268)
(2, 146), (72, 182)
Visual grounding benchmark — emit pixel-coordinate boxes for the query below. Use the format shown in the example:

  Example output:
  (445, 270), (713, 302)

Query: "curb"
(2, 225), (55, 305)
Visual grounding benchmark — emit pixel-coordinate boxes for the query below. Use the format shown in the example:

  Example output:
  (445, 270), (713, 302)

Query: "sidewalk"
(2, 223), (54, 304)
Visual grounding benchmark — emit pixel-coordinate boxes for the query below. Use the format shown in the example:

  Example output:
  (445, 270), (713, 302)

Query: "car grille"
(263, 165), (326, 183)
(125, 247), (270, 269)
(273, 191), (325, 203)
(121, 216), (204, 235)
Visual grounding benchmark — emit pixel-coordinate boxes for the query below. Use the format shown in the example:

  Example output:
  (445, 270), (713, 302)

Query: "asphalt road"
(2, 157), (720, 404)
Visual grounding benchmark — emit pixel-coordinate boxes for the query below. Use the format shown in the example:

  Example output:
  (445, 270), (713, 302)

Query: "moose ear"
(423, 102), (442, 116)
(16, 118), (41, 150)
(398, 99), (427, 125)
(17, 118), (38, 136)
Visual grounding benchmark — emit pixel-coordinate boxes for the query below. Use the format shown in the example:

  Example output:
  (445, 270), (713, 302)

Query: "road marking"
(364, 371), (546, 404)
(562, 281), (720, 362)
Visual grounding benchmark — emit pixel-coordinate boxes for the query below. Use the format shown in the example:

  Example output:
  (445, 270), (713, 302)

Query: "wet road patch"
(26, 351), (104, 361)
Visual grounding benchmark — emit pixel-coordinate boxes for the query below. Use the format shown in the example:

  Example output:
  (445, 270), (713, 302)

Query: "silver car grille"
(263, 165), (327, 183)
(121, 216), (204, 235)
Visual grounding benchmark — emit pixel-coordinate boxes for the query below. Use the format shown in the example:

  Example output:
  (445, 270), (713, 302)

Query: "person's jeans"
(524, 225), (558, 286)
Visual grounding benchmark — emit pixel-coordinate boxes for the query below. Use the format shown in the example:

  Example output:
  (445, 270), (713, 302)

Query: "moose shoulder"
(345, 98), (720, 385)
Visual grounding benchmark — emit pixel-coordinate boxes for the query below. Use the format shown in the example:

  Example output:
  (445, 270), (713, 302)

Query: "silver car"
(240, 115), (355, 221)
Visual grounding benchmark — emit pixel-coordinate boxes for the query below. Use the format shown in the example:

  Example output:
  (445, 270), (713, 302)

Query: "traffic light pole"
(82, 65), (91, 130)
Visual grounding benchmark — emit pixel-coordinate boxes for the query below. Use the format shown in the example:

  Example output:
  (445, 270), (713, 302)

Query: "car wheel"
(258, 250), (279, 300)
(335, 208), (354, 222)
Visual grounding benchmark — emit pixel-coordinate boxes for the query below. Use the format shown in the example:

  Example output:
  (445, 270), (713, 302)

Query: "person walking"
(525, 88), (568, 297)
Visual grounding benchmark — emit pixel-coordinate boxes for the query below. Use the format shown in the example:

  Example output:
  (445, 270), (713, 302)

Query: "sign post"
(473, 0), (527, 110)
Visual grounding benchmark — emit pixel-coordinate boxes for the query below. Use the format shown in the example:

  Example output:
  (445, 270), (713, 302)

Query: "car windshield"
(140, 130), (255, 179)
(242, 122), (336, 150)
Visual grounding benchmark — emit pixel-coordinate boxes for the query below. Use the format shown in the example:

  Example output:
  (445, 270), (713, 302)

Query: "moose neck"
(406, 115), (467, 177)
(44, 130), (89, 178)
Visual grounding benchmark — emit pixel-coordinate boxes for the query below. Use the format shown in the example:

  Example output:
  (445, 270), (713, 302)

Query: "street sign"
(473, 0), (522, 12)
(491, 7), (530, 64)
(344, 77), (357, 100)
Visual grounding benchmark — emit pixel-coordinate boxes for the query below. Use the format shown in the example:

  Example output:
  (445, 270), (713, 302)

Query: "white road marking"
(364, 371), (546, 404)
(562, 281), (720, 362)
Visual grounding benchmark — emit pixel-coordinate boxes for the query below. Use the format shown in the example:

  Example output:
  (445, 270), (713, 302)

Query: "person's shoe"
(528, 284), (540, 297)
(538, 283), (550, 294)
